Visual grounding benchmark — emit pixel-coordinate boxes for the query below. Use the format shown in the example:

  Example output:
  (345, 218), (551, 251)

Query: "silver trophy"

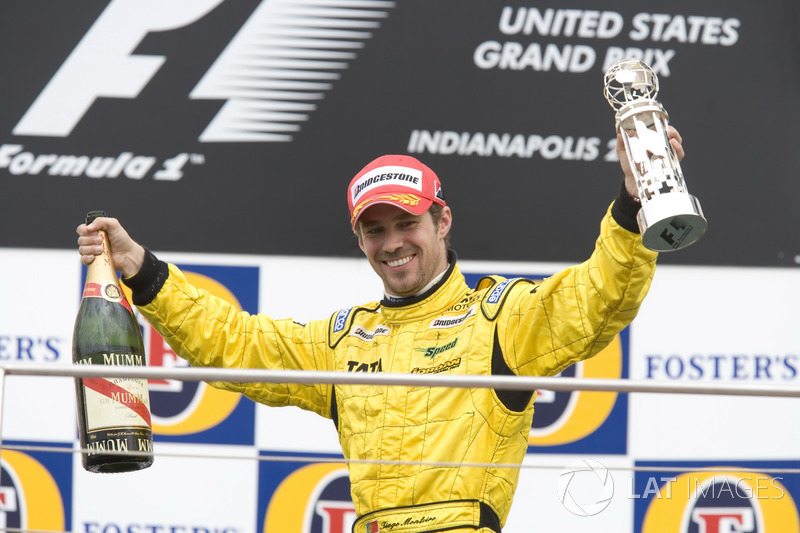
(604, 59), (707, 251)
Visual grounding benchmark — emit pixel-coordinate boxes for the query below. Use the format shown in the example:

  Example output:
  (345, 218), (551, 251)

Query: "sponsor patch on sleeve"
(333, 308), (352, 333)
(487, 279), (511, 304)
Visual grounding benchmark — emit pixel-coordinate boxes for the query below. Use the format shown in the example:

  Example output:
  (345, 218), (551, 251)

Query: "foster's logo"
(259, 455), (354, 533)
(1, 447), (71, 532)
(634, 463), (800, 533)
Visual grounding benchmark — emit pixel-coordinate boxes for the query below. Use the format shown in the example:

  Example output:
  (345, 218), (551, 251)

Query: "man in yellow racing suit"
(77, 134), (683, 531)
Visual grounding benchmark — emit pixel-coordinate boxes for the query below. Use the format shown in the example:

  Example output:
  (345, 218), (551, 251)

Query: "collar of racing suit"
(379, 250), (471, 325)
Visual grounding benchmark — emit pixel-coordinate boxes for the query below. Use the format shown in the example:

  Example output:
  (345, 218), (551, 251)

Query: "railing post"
(0, 366), (6, 486)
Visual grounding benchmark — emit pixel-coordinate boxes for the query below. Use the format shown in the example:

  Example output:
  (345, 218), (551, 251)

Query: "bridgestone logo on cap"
(350, 166), (423, 204)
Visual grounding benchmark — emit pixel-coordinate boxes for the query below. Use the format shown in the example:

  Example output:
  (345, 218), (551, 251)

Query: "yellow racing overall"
(127, 200), (657, 532)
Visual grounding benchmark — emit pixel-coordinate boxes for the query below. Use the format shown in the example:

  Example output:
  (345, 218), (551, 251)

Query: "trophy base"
(637, 193), (707, 252)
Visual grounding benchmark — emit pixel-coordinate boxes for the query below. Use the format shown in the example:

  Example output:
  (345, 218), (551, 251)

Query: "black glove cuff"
(611, 180), (642, 233)
(122, 248), (169, 306)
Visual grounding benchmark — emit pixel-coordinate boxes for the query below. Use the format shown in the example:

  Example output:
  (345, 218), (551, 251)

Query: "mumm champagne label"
(81, 281), (133, 312)
(85, 430), (153, 456)
(77, 353), (152, 431)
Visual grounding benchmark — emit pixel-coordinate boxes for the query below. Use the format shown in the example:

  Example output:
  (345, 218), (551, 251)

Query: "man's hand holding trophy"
(604, 58), (707, 251)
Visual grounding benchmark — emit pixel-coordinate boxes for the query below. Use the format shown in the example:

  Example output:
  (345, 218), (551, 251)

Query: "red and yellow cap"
(348, 155), (446, 228)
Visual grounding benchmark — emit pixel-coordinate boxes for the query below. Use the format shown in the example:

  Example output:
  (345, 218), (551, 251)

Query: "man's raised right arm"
(77, 216), (333, 417)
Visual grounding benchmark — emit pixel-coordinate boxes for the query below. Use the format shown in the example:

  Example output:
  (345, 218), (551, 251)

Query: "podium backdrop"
(1, 2), (800, 533)
(1, 0), (798, 266)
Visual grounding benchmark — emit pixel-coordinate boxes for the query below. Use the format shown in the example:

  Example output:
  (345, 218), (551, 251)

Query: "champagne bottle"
(73, 210), (154, 473)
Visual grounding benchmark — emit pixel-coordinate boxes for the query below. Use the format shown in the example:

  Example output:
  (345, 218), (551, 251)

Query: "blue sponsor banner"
(526, 327), (629, 455)
(257, 450), (353, 533)
(1, 441), (72, 532)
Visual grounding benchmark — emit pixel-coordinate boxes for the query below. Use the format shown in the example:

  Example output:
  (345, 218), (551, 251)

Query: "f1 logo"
(13, 0), (395, 142)
(691, 508), (755, 533)
(14, 0), (224, 137)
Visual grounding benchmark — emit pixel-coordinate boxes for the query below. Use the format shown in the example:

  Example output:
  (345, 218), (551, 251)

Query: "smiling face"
(356, 203), (452, 298)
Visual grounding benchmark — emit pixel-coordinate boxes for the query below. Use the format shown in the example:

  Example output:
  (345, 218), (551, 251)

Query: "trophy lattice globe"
(603, 59), (659, 111)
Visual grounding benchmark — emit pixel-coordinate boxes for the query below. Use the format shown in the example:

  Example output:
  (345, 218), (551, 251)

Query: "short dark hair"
(429, 204), (452, 249)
